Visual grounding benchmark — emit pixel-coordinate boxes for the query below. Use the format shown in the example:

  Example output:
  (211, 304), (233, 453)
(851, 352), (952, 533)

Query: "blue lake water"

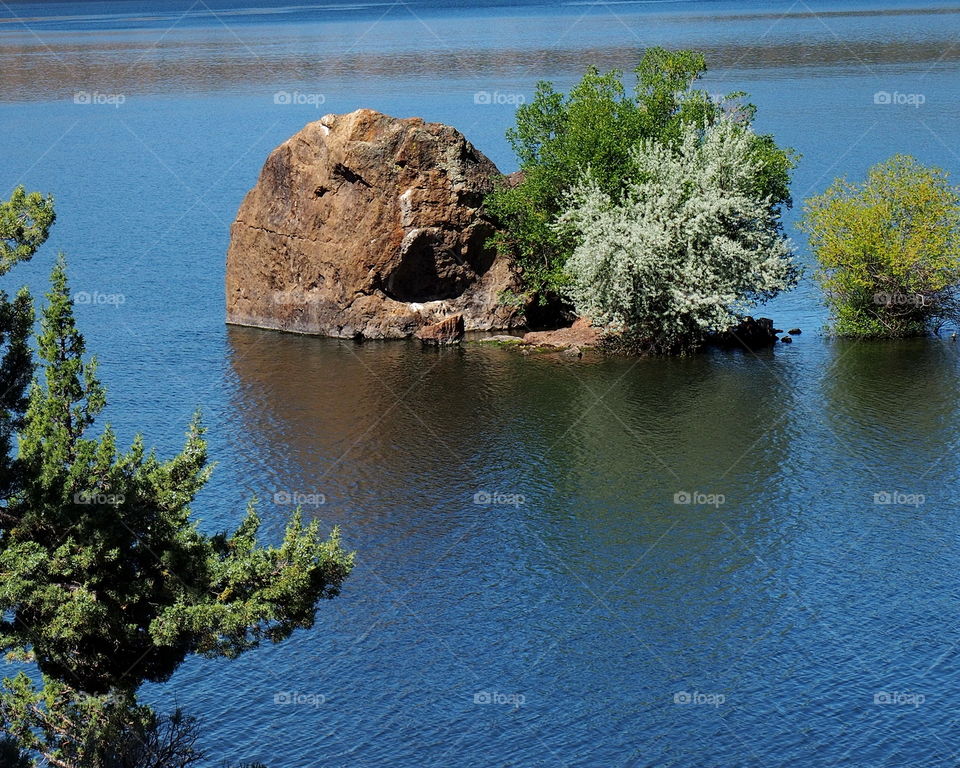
(3, 0), (960, 765)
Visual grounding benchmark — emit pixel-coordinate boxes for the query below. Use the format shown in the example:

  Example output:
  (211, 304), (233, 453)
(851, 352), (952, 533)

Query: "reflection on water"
(218, 326), (960, 767)
(226, 327), (798, 527)
(3, 39), (960, 102)
(819, 338), (960, 484)
(3, 1), (960, 101)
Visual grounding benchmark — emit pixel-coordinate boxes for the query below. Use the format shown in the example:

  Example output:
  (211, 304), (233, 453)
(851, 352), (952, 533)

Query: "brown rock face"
(226, 109), (522, 338)
(523, 317), (601, 349)
(415, 313), (464, 345)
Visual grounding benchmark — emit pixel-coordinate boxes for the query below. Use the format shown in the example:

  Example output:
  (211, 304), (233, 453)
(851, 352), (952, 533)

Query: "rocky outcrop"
(416, 313), (464, 345)
(522, 317), (602, 349)
(226, 109), (523, 339)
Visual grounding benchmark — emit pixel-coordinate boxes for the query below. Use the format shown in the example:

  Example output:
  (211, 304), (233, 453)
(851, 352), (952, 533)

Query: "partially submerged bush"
(801, 154), (960, 337)
(487, 47), (796, 302)
(558, 115), (798, 354)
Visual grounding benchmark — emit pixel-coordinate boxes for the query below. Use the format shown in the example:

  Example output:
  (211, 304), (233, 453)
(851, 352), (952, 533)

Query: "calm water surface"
(3, 0), (960, 765)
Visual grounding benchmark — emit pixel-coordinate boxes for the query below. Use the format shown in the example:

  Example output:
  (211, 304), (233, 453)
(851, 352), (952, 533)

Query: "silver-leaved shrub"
(557, 114), (798, 353)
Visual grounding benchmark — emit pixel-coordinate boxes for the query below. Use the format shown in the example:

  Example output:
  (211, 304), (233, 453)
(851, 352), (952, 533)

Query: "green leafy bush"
(801, 155), (960, 337)
(486, 47), (796, 301)
(558, 114), (797, 354)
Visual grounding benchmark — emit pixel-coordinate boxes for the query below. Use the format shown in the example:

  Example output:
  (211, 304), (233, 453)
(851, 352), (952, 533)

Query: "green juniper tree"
(0, 191), (353, 766)
(2, 677), (203, 768)
(0, 186), (55, 504)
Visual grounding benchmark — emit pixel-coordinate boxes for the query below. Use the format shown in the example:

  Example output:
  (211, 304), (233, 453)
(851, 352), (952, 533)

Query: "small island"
(228, 49), (960, 356)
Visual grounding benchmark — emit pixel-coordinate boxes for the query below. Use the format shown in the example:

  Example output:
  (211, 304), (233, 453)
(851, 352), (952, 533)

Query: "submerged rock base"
(708, 317), (780, 351)
(521, 318), (602, 349)
(416, 314), (465, 345)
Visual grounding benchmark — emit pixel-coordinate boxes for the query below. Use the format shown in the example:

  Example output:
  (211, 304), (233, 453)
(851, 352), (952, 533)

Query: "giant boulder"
(226, 108), (522, 338)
